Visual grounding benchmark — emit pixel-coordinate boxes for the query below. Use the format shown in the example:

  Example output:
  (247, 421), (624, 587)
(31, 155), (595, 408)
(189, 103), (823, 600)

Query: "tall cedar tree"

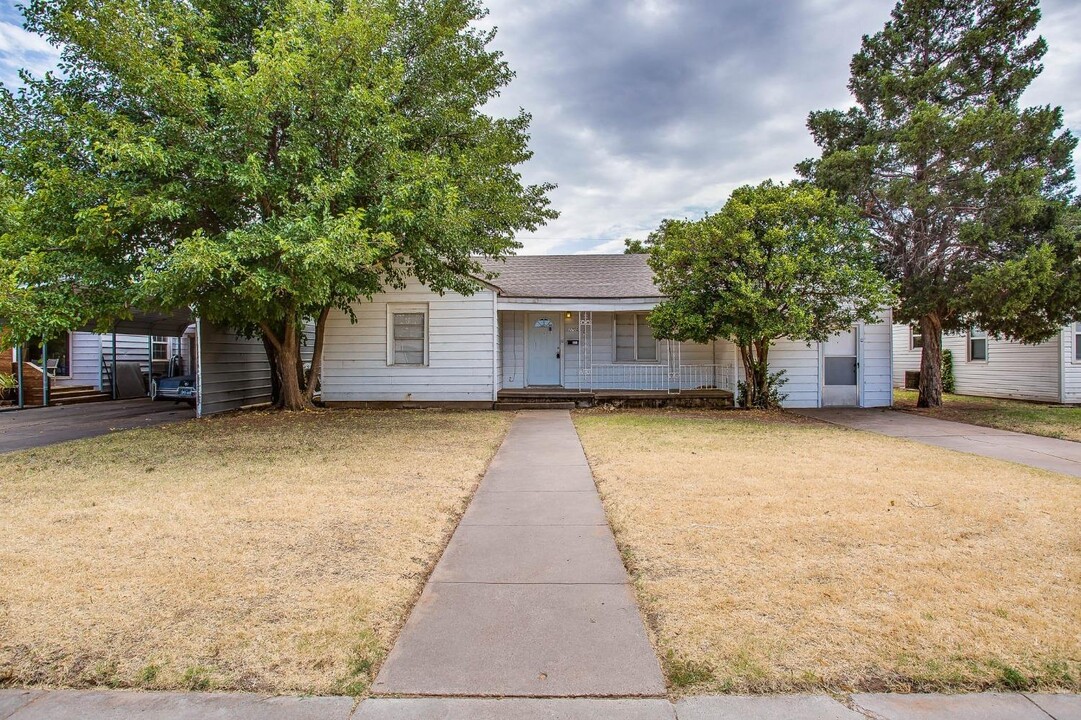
(800, 0), (1079, 408)
(0, 0), (555, 409)
(646, 181), (893, 409)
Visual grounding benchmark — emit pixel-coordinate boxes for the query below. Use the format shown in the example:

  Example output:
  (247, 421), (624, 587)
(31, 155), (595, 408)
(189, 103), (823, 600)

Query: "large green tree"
(800, 0), (1080, 408)
(646, 181), (893, 409)
(0, 0), (555, 409)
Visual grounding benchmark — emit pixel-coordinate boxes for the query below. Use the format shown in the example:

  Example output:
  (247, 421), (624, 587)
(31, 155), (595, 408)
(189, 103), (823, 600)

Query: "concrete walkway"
(797, 408), (1081, 477)
(3, 690), (1078, 719)
(370, 409), (666, 698)
(0, 398), (194, 454)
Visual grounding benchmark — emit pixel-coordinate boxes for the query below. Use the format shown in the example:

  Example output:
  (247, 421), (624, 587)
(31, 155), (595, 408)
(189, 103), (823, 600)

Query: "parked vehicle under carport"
(152, 374), (196, 406)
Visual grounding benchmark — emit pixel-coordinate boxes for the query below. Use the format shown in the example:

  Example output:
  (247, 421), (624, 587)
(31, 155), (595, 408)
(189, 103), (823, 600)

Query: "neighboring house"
(892, 323), (1081, 404)
(321, 255), (894, 409)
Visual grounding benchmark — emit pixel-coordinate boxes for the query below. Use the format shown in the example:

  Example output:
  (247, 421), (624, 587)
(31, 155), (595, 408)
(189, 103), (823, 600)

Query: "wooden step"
(48, 386), (113, 406)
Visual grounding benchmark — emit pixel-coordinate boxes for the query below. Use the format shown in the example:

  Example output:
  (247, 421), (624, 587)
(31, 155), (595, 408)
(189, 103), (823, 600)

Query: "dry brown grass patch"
(574, 411), (1081, 695)
(0, 409), (510, 695)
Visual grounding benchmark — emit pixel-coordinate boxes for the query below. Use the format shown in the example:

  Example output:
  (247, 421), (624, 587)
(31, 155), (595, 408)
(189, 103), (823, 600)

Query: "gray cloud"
(1, 1), (1077, 254)
(480, 0), (1081, 253)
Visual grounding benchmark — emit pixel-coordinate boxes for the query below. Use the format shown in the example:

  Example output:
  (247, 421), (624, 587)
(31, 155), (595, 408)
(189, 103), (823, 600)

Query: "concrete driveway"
(798, 408), (1081, 478)
(0, 398), (195, 454)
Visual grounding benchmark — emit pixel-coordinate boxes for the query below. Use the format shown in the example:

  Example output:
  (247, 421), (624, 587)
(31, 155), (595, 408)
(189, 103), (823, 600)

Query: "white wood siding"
(946, 332), (1061, 402)
(768, 338), (821, 408)
(892, 324), (922, 387)
(321, 281), (497, 403)
(893, 323), (1074, 403)
(196, 322), (272, 417)
(861, 312), (893, 408)
(69, 332), (182, 390)
(1064, 326), (1081, 403)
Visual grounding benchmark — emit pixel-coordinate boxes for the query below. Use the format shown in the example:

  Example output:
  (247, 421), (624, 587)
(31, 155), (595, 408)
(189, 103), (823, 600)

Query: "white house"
(7, 255), (896, 415)
(892, 323), (1081, 404)
(321, 255), (894, 409)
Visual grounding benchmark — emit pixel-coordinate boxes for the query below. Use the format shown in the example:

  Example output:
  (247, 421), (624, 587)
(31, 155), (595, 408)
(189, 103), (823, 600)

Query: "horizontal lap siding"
(322, 282), (496, 402)
(769, 338), (821, 408)
(862, 313), (892, 407)
(948, 333), (1061, 403)
(71, 332), (157, 389)
(1064, 329), (1081, 403)
(500, 311), (526, 389)
(892, 324), (921, 386)
(198, 325), (272, 416)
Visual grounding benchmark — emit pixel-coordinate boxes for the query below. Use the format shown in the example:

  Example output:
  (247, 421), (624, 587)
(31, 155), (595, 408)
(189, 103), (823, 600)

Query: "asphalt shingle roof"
(476, 254), (661, 299)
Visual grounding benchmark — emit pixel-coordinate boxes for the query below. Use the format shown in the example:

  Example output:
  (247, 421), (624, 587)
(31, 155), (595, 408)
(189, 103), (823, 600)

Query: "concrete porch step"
(494, 401), (577, 411)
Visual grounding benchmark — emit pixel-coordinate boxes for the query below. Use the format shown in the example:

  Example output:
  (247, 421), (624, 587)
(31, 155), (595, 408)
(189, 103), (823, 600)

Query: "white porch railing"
(579, 364), (735, 393)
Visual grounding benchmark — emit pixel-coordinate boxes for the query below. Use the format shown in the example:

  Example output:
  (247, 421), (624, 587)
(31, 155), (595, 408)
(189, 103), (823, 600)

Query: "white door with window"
(527, 313), (561, 386)
(822, 326), (860, 407)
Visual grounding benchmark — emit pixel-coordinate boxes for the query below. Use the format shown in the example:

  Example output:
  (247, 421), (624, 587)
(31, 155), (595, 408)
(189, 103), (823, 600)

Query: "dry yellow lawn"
(0, 409), (510, 695)
(574, 410), (1081, 695)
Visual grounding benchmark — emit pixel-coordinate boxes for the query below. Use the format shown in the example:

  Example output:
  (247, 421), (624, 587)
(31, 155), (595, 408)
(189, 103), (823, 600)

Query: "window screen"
(636, 315), (657, 361)
(910, 325), (923, 350)
(392, 312), (426, 365)
(969, 329), (987, 362)
(615, 314), (657, 362)
(824, 357), (857, 386)
(615, 315), (635, 362)
(1075, 322), (1080, 362)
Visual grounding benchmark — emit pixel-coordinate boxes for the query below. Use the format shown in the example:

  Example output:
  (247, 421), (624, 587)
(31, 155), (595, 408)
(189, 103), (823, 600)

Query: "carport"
(5, 311), (278, 419)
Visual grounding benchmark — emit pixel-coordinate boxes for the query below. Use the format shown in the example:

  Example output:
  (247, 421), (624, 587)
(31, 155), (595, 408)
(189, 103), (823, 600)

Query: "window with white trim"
(910, 324), (923, 350)
(1074, 322), (1080, 362)
(614, 313), (657, 362)
(968, 328), (987, 362)
(151, 335), (169, 360)
(387, 304), (428, 366)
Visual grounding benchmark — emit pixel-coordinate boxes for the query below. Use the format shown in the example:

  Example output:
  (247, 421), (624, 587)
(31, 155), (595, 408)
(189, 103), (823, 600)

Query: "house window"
(151, 336), (169, 360)
(1075, 322), (1081, 362)
(614, 313), (657, 362)
(910, 325), (923, 350)
(388, 304), (428, 366)
(968, 328), (987, 362)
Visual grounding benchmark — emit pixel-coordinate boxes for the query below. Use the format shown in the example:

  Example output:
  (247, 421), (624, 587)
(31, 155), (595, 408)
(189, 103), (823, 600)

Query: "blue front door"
(527, 313), (561, 386)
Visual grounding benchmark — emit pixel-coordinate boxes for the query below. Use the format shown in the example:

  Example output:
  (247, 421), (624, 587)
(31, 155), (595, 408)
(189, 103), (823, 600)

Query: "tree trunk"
(738, 340), (774, 409)
(917, 313), (943, 408)
(262, 312), (314, 412)
(262, 335), (282, 407)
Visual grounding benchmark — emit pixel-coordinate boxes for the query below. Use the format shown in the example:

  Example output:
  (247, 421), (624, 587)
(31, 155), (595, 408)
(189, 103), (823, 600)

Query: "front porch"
(498, 308), (738, 405)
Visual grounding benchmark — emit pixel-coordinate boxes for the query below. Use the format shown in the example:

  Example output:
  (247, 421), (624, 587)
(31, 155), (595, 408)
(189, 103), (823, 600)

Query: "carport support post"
(40, 339), (49, 407)
(16, 345), (24, 409)
(146, 334), (153, 397)
(111, 330), (118, 400)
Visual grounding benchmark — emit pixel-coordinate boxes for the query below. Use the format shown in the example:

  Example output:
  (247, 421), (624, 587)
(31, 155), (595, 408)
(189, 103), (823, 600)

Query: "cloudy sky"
(2, 0), (1079, 254)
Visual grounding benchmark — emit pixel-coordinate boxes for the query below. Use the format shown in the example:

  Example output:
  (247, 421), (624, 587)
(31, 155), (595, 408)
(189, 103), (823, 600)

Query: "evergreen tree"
(800, 0), (1079, 407)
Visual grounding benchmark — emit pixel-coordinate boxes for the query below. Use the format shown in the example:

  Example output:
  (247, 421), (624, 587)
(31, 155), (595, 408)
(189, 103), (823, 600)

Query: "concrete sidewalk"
(0, 398), (194, 454)
(3, 690), (1078, 719)
(370, 409), (666, 697)
(797, 408), (1081, 477)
